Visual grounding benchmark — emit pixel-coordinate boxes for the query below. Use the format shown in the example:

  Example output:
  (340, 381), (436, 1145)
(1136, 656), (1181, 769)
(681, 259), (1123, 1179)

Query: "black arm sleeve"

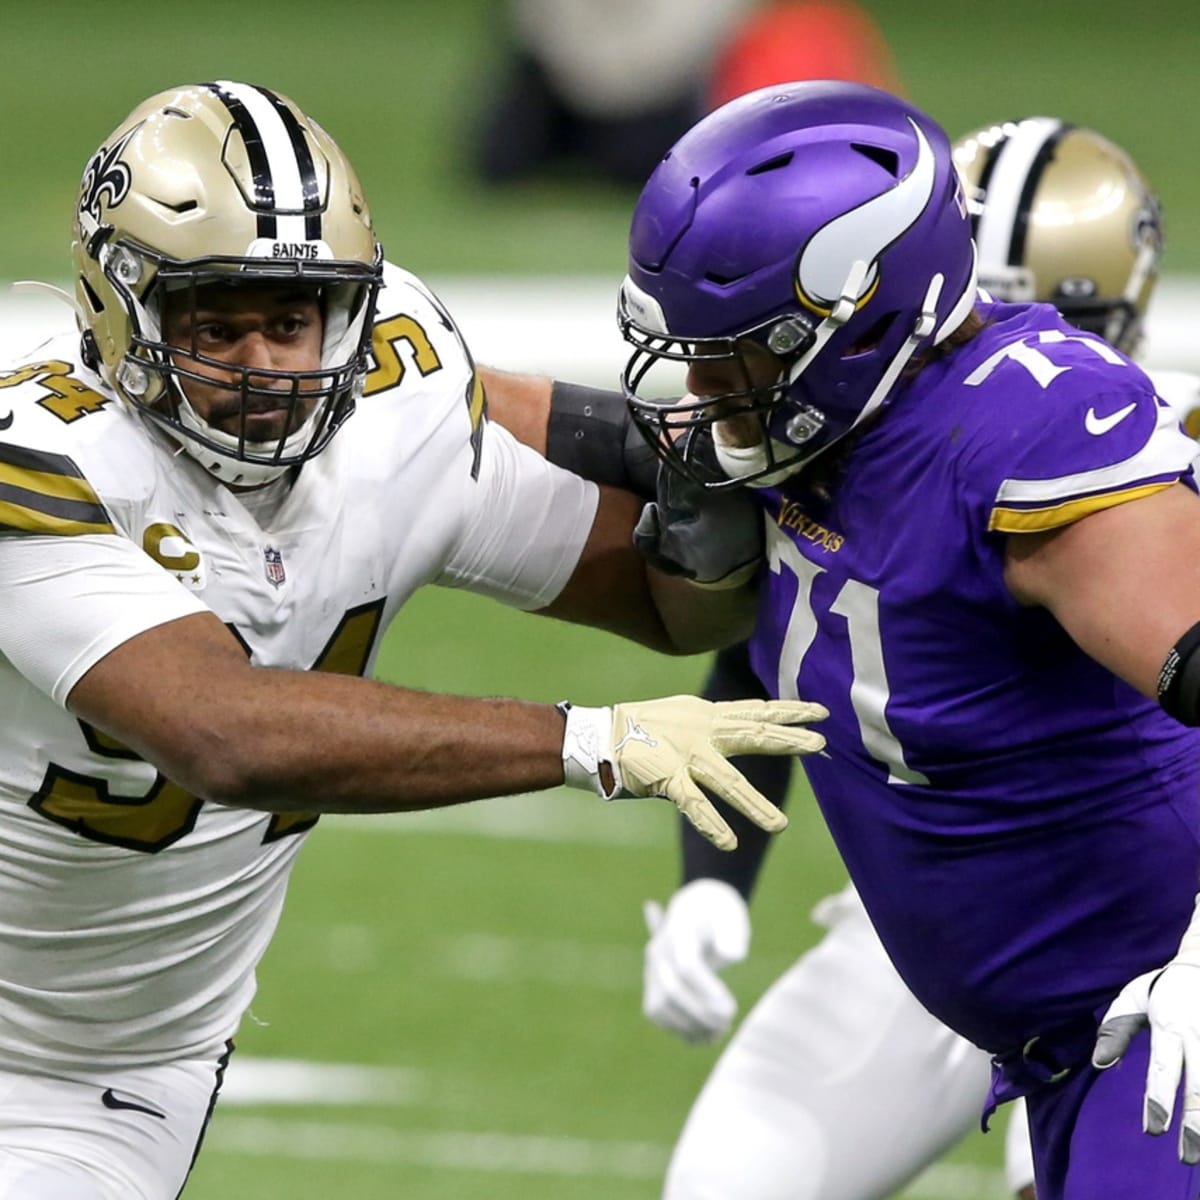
(681, 641), (795, 901)
(545, 381), (658, 499)
(1158, 619), (1200, 725)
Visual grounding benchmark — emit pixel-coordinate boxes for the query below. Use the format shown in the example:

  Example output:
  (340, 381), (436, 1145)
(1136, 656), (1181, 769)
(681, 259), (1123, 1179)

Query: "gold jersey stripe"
(990, 481), (1173, 533)
(466, 370), (486, 432)
(0, 496), (115, 536)
(0, 458), (104, 505)
(0, 440), (87, 475)
(0, 449), (113, 534)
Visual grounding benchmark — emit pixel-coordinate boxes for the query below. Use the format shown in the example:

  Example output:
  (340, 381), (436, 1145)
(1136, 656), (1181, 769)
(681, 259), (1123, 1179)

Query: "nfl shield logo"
(263, 547), (286, 588)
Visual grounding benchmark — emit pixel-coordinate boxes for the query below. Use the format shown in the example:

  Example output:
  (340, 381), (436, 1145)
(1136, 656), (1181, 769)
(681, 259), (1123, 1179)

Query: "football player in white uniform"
(634, 118), (1191, 1200)
(0, 82), (831, 1199)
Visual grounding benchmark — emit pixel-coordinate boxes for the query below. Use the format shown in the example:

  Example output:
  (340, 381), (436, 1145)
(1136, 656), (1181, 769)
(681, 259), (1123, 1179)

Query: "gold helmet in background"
(952, 117), (1162, 355)
(71, 81), (384, 486)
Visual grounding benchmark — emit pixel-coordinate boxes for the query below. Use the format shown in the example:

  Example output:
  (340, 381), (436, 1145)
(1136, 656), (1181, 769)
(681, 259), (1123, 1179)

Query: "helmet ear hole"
(79, 277), (105, 315)
(846, 312), (897, 358)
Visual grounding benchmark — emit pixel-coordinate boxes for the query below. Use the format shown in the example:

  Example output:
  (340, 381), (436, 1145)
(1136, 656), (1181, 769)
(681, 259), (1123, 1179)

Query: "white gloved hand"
(1093, 897), (1200, 1163)
(643, 879), (750, 1043)
(560, 696), (827, 850)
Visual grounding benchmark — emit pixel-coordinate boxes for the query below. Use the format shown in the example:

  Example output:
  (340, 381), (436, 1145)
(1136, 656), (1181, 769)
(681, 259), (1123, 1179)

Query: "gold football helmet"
(71, 81), (384, 485)
(952, 117), (1161, 355)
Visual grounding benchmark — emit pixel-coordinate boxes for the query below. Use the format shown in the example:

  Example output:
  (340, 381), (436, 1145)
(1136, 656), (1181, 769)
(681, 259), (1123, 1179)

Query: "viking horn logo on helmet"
(794, 118), (936, 317)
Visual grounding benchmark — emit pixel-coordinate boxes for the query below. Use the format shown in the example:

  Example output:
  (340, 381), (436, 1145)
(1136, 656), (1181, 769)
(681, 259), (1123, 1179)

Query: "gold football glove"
(559, 696), (827, 850)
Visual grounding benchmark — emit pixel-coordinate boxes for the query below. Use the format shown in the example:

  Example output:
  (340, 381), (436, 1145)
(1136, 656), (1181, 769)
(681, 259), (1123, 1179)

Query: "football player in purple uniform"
(627, 116), (1178, 1200)
(615, 82), (1200, 1200)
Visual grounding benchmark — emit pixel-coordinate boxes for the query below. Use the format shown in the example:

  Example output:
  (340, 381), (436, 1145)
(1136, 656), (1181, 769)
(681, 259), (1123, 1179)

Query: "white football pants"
(663, 884), (1034, 1199)
(0, 1048), (229, 1199)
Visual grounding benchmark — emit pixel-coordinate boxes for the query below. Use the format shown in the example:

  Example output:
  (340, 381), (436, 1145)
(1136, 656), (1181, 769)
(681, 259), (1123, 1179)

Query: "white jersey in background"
(0, 260), (597, 1076)
(1153, 368), (1200, 437)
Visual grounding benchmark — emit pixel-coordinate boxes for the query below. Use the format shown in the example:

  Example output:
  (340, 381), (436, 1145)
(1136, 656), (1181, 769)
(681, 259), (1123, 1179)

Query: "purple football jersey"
(749, 301), (1200, 1056)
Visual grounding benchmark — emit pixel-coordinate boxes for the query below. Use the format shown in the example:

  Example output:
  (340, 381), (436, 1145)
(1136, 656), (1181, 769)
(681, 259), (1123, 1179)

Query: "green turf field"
(1, 0), (1197, 283)
(2, 3), (1194, 1194)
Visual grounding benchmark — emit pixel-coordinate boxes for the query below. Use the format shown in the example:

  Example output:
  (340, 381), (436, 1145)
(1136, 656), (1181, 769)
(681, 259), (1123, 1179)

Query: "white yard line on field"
(207, 1112), (1009, 1198)
(220, 1056), (425, 1107)
(435, 931), (639, 990)
(324, 789), (666, 847)
(899, 1163), (1011, 1200)
(210, 1116), (667, 1179)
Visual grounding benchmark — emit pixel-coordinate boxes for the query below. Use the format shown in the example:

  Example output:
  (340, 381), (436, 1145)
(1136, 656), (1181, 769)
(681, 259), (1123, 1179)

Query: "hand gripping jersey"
(0, 261), (597, 1073)
(748, 300), (1200, 1058)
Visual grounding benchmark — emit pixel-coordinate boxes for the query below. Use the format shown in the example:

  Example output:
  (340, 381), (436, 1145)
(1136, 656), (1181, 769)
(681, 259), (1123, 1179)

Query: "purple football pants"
(1027, 1028), (1200, 1198)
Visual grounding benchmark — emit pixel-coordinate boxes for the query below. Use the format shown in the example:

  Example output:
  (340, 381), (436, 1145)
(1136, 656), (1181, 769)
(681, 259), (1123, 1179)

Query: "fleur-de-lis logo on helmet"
(77, 126), (139, 243)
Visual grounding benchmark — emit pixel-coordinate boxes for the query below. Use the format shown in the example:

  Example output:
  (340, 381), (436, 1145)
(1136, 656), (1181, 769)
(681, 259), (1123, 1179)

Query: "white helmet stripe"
(212, 80), (312, 244)
(973, 117), (1063, 270)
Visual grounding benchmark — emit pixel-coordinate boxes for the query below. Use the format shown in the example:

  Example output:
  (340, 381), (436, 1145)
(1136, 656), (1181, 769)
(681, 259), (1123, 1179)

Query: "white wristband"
(557, 702), (622, 800)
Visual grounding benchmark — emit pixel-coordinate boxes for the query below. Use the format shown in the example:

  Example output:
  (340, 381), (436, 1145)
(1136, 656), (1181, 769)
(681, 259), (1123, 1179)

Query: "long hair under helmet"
(71, 81), (384, 487)
(619, 80), (978, 488)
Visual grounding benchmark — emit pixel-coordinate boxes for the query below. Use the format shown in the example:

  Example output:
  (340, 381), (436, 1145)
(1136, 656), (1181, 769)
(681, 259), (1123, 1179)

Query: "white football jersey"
(1152, 367), (1200, 437)
(0, 261), (597, 1073)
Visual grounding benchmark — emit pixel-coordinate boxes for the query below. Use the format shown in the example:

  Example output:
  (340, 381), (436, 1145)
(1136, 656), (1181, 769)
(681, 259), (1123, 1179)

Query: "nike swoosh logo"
(0, 411), (12, 430)
(100, 1087), (166, 1119)
(1085, 402), (1137, 435)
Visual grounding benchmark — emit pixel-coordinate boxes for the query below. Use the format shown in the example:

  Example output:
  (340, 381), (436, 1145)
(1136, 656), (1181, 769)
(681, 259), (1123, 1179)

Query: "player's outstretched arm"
(534, 482), (758, 655)
(67, 612), (825, 848)
(485, 371), (766, 594)
(481, 369), (761, 654)
(480, 368), (658, 498)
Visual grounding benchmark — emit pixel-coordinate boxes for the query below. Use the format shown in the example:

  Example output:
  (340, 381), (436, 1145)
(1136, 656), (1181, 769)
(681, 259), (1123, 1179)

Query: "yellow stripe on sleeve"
(0, 497), (115, 536)
(0, 460), (107, 506)
(990, 481), (1174, 533)
(466, 370), (487, 433)
(0, 453), (115, 536)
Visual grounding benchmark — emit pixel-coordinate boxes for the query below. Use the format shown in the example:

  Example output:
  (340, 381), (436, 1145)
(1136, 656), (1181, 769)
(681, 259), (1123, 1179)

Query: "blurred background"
(1, 2), (1196, 1196)
(3, 0), (1197, 282)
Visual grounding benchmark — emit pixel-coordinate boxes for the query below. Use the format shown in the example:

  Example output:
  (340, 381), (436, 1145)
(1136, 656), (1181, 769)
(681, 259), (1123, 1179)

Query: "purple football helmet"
(619, 81), (978, 487)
